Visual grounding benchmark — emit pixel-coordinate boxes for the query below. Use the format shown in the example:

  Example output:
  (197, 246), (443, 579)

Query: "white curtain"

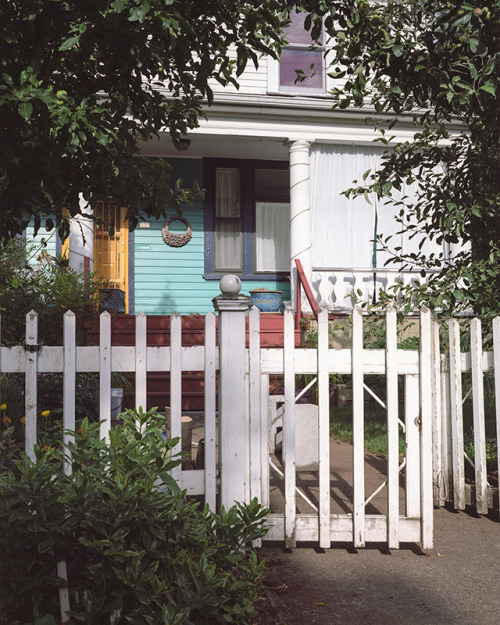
(255, 202), (290, 272)
(310, 144), (381, 269)
(214, 168), (242, 272)
(310, 143), (445, 270)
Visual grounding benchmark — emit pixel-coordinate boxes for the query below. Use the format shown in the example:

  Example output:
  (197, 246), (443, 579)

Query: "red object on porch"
(295, 258), (319, 329)
(87, 313), (301, 411)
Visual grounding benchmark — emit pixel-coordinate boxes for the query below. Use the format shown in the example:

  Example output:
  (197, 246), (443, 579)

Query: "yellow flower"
(0, 403), (6, 411)
(41, 410), (51, 418)
(21, 416), (26, 424)
(2, 416), (11, 425)
(43, 445), (51, 451)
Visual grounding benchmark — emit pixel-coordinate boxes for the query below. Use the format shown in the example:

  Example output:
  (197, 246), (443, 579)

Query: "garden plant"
(0, 408), (268, 625)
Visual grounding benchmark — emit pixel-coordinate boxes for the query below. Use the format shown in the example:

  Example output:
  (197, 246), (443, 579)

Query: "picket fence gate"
(1, 284), (499, 550)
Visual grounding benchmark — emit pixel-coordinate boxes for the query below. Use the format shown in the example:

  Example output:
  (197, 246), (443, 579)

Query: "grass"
(329, 401), (406, 458)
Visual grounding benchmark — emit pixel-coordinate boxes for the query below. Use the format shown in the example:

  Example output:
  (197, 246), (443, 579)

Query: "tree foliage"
(0, 0), (290, 242)
(319, 0), (500, 318)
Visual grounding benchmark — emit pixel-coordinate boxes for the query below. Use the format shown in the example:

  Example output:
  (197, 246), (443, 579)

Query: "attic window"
(279, 11), (324, 91)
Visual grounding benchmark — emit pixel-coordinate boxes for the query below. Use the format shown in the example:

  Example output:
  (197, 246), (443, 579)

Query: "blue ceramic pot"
(249, 290), (283, 313)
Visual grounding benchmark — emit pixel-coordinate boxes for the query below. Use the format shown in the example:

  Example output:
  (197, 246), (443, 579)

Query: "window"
(204, 160), (290, 280)
(268, 10), (328, 94)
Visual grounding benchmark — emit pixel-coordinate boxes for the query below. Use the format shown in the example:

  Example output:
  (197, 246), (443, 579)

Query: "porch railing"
(313, 267), (440, 311)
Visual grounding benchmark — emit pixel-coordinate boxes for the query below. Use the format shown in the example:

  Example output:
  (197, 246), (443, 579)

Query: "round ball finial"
(219, 274), (241, 296)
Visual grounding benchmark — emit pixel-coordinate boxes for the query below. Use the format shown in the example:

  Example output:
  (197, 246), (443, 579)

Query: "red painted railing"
(295, 258), (319, 329)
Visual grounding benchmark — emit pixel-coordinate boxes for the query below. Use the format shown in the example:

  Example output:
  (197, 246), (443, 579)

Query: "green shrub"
(0, 408), (268, 625)
(0, 237), (102, 346)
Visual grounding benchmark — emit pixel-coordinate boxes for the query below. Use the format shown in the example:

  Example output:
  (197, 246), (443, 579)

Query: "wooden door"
(94, 201), (129, 312)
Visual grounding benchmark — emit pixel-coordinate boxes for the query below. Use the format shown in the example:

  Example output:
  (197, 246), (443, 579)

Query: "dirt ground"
(185, 416), (500, 624)
(251, 505), (500, 625)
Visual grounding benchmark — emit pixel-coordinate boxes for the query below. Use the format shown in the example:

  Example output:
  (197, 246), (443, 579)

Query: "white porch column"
(213, 275), (251, 509)
(68, 196), (94, 273)
(289, 139), (313, 309)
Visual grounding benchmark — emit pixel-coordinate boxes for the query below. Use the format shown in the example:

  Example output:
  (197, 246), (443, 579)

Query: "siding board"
(133, 158), (290, 315)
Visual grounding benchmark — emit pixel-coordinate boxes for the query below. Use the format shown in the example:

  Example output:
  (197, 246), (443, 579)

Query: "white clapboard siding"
(208, 48), (268, 95)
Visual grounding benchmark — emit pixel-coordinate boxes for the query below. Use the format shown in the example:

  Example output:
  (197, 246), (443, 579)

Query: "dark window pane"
(254, 169), (290, 198)
(279, 49), (323, 89)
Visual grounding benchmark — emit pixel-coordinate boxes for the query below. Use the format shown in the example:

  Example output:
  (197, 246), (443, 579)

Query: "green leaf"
(479, 83), (496, 96)
(59, 36), (80, 51)
(18, 101), (32, 120)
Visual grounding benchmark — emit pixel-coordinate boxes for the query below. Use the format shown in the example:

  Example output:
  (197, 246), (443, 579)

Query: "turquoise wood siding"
(133, 158), (290, 315)
(25, 217), (59, 264)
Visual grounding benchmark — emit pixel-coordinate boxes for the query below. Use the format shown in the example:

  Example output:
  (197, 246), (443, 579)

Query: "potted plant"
(249, 288), (283, 313)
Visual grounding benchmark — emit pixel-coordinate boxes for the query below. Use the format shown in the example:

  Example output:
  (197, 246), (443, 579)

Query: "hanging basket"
(161, 216), (192, 247)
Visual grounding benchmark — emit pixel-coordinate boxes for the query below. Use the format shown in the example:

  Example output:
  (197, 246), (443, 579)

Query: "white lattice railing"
(312, 267), (437, 310)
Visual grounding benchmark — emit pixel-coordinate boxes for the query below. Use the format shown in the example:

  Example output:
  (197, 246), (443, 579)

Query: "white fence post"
(318, 306), (330, 548)
(283, 303), (296, 548)
(135, 312), (147, 412)
(204, 312), (217, 510)
(386, 307), (399, 549)
(63, 311), (76, 476)
(352, 306), (365, 548)
(420, 307), (433, 550)
(449, 319), (465, 510)
(493, 317), (500, 517)
(470, 318), (488, 514)
(25, 311), (39, 462)
(213, 276), (251, 509)
(99, 312), (111, 440)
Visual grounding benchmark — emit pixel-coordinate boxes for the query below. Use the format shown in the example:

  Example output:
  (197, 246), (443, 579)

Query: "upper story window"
(204, 159), (290, 280)
(268, 11), (328, 95)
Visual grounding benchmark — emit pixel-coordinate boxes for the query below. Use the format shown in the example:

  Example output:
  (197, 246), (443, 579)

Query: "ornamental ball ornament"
(219, 274), (241, 296)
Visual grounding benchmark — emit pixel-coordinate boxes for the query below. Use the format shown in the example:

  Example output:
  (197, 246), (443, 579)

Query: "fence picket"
(63, 311), (76, 476)
(449, 319), (465, 510)
(99, 312), (111, 440)
(260, 373), (270, 509)
(470, 318), (488, 515)
(135, 312), (147, 412)
(352, 306), (365, 547)
(493, 317), (500, 516)
(284, 304), (296, 548)
(405, 374), (420, 518)
(204, 312), (217, 510)
(6, 302), (499, 540)
(318, 307), (330, 548)
(170, 313), (182, 485)
(25, 311), (38, 462)
(431, 320), (444, 506)
(420, 308), (433, 549)
(249, 307), (262, 506)
(386, 307), (399, 549)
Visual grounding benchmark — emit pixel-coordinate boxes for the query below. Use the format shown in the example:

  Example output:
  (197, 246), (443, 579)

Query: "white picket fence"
(1, 294), (499, 549)
(435, 317), (500, 514)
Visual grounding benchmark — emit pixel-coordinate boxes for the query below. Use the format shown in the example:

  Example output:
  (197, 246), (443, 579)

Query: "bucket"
(110, 388), (124, 419)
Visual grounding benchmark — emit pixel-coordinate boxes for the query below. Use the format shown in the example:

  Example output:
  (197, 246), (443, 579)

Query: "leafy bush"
(0, 408), (268, 625)
(0, 237), (102, 346)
